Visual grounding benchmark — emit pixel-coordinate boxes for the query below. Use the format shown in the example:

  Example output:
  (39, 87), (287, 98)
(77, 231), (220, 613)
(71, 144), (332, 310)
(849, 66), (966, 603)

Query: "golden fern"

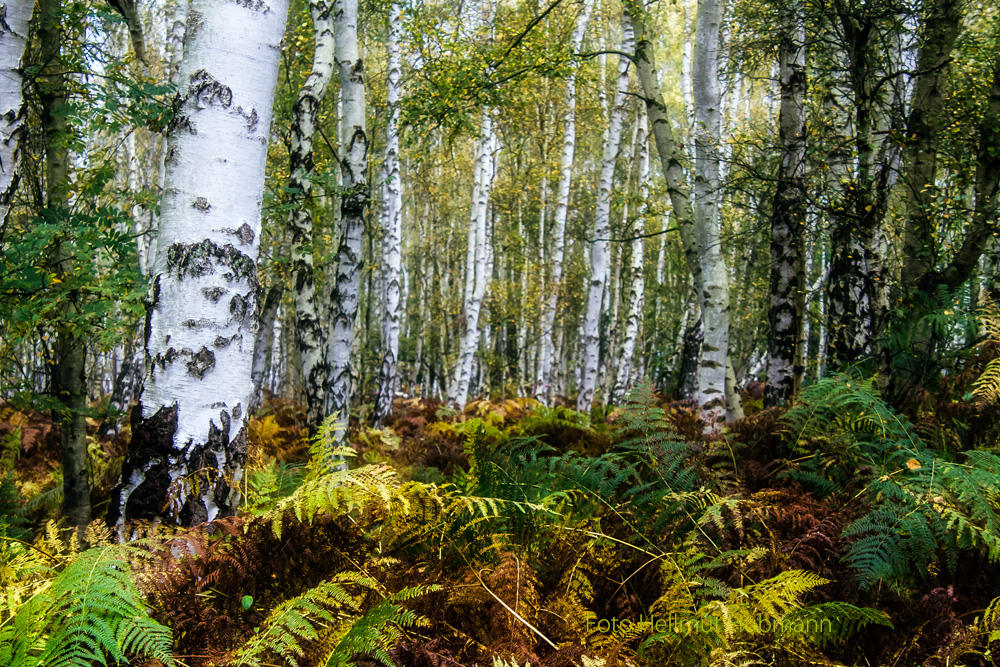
(266, 457), (547, 568)
(973, 295), (1000, 405)
(642, 557), (887, 664)
(972, 358), (1000, 405)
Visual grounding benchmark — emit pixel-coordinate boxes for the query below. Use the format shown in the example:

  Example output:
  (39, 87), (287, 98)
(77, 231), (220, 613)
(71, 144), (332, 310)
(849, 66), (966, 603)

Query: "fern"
(324, 585), (434, 667)
(843, 450), (1000, 588)
(230, 572), (374, 667)
(231, 572), (434, 667)
(308, 414), (354, 478)
(780, 372), (922, 474)
(972, 358), (1000, 405)
(0, 543), (173, 667)
(641, 557), (882, 664)
(243, 460), (305, 514)
(616, 381), (699, 494)
(777, 602), (892, 648)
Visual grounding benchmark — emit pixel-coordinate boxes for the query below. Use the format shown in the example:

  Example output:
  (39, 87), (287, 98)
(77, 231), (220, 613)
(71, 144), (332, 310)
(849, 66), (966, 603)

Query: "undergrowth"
(3, 373), (1000, 666)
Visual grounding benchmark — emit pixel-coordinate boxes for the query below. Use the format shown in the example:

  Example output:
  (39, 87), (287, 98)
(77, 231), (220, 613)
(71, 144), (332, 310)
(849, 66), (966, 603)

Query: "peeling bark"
(0, 0), (32, 239)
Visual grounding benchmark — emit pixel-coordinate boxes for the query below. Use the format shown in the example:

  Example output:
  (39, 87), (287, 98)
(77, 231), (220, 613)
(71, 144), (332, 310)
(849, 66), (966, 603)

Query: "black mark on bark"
(186, 346), (216, 377)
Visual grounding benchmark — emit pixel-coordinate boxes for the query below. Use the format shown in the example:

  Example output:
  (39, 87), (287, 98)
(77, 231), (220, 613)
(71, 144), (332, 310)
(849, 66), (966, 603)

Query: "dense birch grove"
(7, 0), (1000, 663)
(0, 0), (999, 530)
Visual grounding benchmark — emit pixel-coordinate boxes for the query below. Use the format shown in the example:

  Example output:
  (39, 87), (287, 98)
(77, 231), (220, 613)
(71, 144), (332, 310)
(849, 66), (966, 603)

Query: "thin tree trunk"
(38, 0), (90, 537)
(577, 12), (633, 413)
(288, 0), (335, 430)
(692, 0), (729, 429)
(326, 0), (368, 450)
(251, 283), (283, 412)
(107, 0), (148, 66)
(110, 0), (288, 527)
(0, 0), (33, 239)
(376, 0), (404, 423)
(451, 114), (497, 409)
(536, 0), (595, 404)
(613, 107), (649, 404)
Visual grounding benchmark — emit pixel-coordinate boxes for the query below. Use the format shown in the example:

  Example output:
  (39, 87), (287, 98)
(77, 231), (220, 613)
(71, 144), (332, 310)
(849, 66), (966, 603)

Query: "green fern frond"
(231, 572), (378, 667)
(781, 373), (922, 463)
(844, 449), (1000, 588)
(270, 463), (398, 538)
(643, 567), (829, 665)
(1, 544), (174, 667)
(324, 585), (435, 667)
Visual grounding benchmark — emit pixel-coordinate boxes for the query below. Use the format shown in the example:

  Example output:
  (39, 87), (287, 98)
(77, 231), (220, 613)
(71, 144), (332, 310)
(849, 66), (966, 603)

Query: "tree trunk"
(824, 4), (894, 371)
(375, 0), (404, 423)
(0, 0), (33, 238)
(888, 0), (964, 395)
(451, 113), (497, 409)
(929, 57), (1000, 299)
(250, 283), (283, 412)
(326, 0), (368, 450)
(536, 0), (595, 404)
(110, 0), (288, 527)
(38, 0), (91, 537)
(764, 9), (807, 406)
(692, 0), (729, 430)
(289, 0), (336, 430)
(613, 107), (649, 404)
(577, 12), (633, 413)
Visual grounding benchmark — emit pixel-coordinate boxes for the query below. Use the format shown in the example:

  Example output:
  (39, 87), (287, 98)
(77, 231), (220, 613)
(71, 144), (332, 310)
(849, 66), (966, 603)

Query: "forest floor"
(4, 353), (1000, 667)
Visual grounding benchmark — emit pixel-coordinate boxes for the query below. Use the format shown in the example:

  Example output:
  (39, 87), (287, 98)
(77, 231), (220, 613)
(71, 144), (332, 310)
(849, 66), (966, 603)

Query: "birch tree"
(577, 13), (633, 413)
(451, 114), (497, 408)
(691, 0), (729, 427)
(535, 0), (595, 404)
(0, 0), (33, 233)
(613, 106), (648, 404)
(326, 0), (368, 447)
(110, 0), (288, 526)
(289, 0), (336, 430)
(375, 0), (404, 423)
(764, 6), (807, 406)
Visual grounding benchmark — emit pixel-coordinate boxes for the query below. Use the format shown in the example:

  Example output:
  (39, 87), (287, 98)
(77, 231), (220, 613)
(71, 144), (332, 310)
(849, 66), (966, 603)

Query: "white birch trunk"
(289, 0), (335, 429)
(451, 116), (498, 408)
(682, 0), (695, 136)
(375, 1), (402, 419)
(111, 0), (288, 527)
(149, 0), (189, 281)
(577, 13), (633, 412)
(692, 0), (729, 430)
(376, 0), (403, 423)
(613, 107), (649, 403)
(0, 0), (33, 230)
(327, 0), (368, 450)
(536, 0), (595, 404)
